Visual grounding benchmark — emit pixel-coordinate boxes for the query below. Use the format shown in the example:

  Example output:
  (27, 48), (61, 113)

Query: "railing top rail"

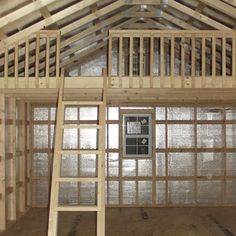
(109, 29), (236, 34)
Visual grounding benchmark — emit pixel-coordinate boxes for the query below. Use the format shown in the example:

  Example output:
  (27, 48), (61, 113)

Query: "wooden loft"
(0, 0), (235, 104)
(0, 29), (235, 88)
(0, 29), (236, 104)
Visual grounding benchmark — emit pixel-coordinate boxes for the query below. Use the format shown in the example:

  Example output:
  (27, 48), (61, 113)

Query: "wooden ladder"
(47, 72), (107, 236)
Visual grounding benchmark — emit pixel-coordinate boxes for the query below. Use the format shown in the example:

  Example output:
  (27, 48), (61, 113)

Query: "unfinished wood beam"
(0, 94), (6, 230)
(199, 0), (236, 19)
(6, 97), (16, 221)
(32, 0), (59, 30)
(60, 0), (124, 36)
(0, 0), (58, 29)
(18, 101), (26, 213)
(167, 0), (232, 30)
(125, 0), (161, 4)
(221, 0), (236, 7)
(0, 0), (100, 50)
(26, 103), (32, 207)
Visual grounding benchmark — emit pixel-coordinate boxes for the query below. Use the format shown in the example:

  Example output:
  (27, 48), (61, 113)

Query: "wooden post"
(212, 34), (216, 87)
(160, 35), (164, 88)
(0, 94), (6, 230)
(26, 102), (32, 207)
(118, 35), (123, 88)
(171, 36), (175, 88)
(46, 36), (50, 88)
(181, 36), (185, 88)
(4, 48), (8, 88)
(108, 34), (112, 88)
(6, 97), (17, 221)
(139, 34), (143, 88)
(25, 38), (29, 88)
(14, 43), (19, 88)
(202, 36), (206, 88)
(222, 34), (226, 88)
(233, 33), (236, 87)
(129, 34), (133, 88)
(56, 33), (61, 88)
(191, 34), (195, 88)
(35, 34), (40, 88)
(97, 68), (107, 236)
(18, 101), (26, 213)
(150, 36), (154, 88)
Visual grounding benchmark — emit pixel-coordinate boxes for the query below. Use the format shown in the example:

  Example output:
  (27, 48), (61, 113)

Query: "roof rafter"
(0, 0), (58, 29)
(199, 0), (236, 19)
(167, 0), (232, 30)
(221, 0), (236, 7)
(0, 0), (101, 50)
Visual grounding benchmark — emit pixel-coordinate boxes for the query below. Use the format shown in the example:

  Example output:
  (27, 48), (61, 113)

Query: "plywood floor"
(1, 208), (236, 236)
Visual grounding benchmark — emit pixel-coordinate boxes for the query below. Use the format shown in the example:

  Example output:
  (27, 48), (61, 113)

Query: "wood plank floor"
(1, 207), (236, 236)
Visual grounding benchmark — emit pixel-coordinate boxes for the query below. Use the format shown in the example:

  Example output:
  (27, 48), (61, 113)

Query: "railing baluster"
(150, 35), (154, 88)
(108, 34), (112, 88)
(233, 33), (236, 87)
(56, 33), (60, 88)
(25, 38), (29, 88)
(191, 34), (195, 88)
(4, 48), (8, 88)
(129, 33), (133, 88)
(119, 35), (123, 88)
(222, 33), (226, 88)
(14, 43), (19, 88)
(171, 35), (175, 88)
(160, 34), (164, 88)
(46, 36), (50, 88)
(181, 36), (185, 88)
(35, 33), (40, 88)
(139, 34), (143, 88)
(212, 34), (216, 87)
(202, 35), (206, 88)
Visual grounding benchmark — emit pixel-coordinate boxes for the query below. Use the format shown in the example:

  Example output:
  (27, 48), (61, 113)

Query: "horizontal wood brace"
(106, 176), (236, 181)
(16, 150), (23, 156)
(56, 206), (99, 212)
(5, 119), (14, 125)
(6, 187), (13, 195)
(156, 148), (236, 152)
(57, 177), (99, 182)
(16, 181), (23, 187)
(62, 101), (103, 106)
(58, 150), (102, 155)
(156, 120), (236, 124)
(32, 176), (49, 181)
(6, 153), (14, 160)
(61, 124), (102, 129)
(3, 119), (24, 126)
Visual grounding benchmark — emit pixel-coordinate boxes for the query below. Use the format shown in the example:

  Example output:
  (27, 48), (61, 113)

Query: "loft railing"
(108, 30), (236, 88)
(0, 30), (60, 88)
(0, 29), (236, 89)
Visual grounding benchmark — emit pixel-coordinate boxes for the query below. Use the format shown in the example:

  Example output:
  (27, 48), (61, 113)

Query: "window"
(123, 114), (152, 157)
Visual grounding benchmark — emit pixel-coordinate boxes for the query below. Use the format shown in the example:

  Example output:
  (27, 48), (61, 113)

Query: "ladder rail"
(97, 68), (107, 236)
(48, 75), (65, 236)
(47, 69), (107, 236)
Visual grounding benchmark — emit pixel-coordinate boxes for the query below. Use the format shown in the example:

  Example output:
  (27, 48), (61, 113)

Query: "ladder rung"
(56, 206), (99, 212)
(58, 150), (102, 155)
(62, 101), (103, 106)
(57, 177), (99, 182)
(61, 124), (102, 129)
